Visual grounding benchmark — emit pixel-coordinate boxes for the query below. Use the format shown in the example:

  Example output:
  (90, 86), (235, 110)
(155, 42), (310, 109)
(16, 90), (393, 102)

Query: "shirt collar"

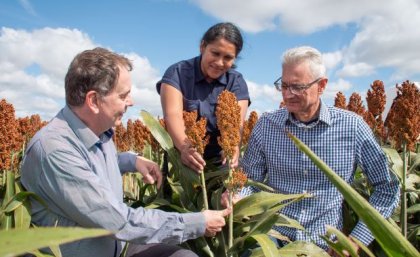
(62, 105), (114, 149)
(194, 56), (228, 85)
(279, 100), (332, 127)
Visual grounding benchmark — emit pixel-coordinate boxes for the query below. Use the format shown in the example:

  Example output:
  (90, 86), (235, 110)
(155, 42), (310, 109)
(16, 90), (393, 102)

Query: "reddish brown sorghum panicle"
(242, 111), (258, 146)
(366, 80), (386, 143)
(347, 92), (366, 118)
(334, 92), (347, 109)
(17, 114), (47, 149)
(225, 167), (248, 192)
(183, 111), (209, 155)
(132, 119), (148, 154)
(385, 81), (420, 151)
(367, 80), (386, 117)
(216, 90), (241, 160)
(144, 126), (160, 153)
(113, 123), (129, 152)
(0, 99), (20, 171)
(126, 119), (135, 150)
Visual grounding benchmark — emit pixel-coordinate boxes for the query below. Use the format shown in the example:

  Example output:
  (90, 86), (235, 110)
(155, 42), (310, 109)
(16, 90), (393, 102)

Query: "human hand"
(221, 190), (243, 208)
(135, 156), (162, 188)
(179, 143), (206, 173)
(202, 208), (232, 237)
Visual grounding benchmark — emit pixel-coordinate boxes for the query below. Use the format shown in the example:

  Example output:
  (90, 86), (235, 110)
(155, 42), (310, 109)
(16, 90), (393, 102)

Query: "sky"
(1, 0), (420, 122)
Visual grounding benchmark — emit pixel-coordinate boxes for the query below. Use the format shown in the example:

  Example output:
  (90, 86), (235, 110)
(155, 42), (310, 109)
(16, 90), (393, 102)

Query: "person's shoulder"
(258, 108), (288, 124)
(327, 106), (367, 128)
(30, 116), (79, 155)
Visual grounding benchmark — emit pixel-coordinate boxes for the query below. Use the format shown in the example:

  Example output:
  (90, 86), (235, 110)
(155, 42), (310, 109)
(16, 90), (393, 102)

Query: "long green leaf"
(278, 241), (330, 257)
(383, 147), (404, 180)
(288, 132), (420, 257)
(0, 227), (111, 257)
(249, 234), (278, 257)
(230, 208), (279, 252)
(140, 110), (199, 186)
(321, 225), (359, 257)
(233, 191), (308, 220)
(13, 182), (31, 229)
(245, 179), (275, 192)
(1, 171), (15, 230)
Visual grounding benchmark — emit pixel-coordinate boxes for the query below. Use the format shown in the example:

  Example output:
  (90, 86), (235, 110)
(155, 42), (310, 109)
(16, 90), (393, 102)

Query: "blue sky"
(1, 0), (419, 122)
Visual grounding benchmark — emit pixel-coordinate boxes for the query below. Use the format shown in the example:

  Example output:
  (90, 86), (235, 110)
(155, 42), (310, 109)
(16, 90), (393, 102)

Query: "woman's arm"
(160, 83), (206, 172)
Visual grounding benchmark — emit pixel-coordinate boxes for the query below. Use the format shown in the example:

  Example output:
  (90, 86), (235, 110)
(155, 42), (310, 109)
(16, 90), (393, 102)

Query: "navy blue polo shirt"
(156, 56), (250, 160)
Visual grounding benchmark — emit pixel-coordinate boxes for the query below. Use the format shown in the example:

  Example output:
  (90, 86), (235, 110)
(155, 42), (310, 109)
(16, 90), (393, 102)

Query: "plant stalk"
(401, 141), (407, 237)
(200, 171), (209, 210)
(228, 165), (233, 252)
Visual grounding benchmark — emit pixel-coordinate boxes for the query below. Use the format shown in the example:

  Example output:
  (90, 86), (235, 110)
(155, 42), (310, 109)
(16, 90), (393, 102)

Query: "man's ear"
(318, 78), (328, 94)
(86, 90), (100, 114)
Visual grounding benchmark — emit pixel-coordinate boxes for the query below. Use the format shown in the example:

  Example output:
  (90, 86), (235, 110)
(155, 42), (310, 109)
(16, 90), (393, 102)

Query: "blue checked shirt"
(240, 101), (400, 249)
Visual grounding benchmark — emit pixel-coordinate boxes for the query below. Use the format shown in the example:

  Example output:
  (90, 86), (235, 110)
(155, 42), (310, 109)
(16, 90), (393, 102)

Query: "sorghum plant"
(183, 110), (209, 209)
(366, 80), (386, 144)
(334, 91), (347, 110)
(215, 90), (241, 250)
(0, 99), (20, 172)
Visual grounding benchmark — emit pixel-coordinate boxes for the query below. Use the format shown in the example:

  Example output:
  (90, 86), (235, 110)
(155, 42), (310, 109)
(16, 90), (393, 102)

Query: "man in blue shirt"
(20, 47), (230, 257)
(239, 46), (399, 253)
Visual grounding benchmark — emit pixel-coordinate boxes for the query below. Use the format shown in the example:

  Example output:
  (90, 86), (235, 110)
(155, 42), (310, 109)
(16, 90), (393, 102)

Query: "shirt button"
(303, 170), (308, 175)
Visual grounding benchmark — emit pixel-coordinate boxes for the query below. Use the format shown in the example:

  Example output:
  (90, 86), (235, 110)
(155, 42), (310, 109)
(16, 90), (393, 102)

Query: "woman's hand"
(135, 156), (162, 188)
(179, 143), (206, 173)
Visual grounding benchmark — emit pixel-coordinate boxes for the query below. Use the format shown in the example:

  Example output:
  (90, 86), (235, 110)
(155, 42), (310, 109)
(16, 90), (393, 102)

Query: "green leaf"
(274, 213), (305, 230)
(13, 182), (31, 229)
(233, 191), (307, 220)
(230, 208), (279, 253)
(1, 171), (15, 230)
(321, 226), (359, 257)
(288, 132), (420, 257)
(249, 234), (278, 257)
(407, 204), (420, 214)
(245, 179), (275, 192)
(140, 110), (200, 196)
(383, 147), (404, 180)
(0, 227), (112, 257)
(278, 241), (330, 256)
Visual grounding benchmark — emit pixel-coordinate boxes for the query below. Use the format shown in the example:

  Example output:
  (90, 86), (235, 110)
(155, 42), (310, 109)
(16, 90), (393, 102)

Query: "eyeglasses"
(274, 77), (322, 95)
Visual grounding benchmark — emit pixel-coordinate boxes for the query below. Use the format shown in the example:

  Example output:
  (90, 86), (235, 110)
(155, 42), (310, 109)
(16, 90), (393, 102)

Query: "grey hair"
(282, 46), (326, 79)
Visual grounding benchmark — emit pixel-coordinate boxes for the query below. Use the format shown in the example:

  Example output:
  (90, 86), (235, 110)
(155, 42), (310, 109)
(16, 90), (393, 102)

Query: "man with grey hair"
(234, 46), (399, 254)
(21, 47), (231, 257)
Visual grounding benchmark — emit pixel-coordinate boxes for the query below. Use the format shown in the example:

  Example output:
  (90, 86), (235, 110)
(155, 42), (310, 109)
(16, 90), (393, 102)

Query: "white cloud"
(0, 27), (163, 122)
(192, 0), (420, 82)
(324, 78), (353, 99)
(247, 80), (282, 113)
(337, 62), (375, 77)
(323, 51), (342, 72)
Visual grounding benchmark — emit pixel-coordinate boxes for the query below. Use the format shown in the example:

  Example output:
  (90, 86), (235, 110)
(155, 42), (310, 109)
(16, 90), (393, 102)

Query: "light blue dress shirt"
(241, 101), (400, 249)
(21, 106), (205, 257)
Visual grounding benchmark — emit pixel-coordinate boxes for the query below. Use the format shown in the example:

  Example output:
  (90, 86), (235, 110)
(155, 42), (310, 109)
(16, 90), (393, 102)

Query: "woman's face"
(200, 38), (236, 82)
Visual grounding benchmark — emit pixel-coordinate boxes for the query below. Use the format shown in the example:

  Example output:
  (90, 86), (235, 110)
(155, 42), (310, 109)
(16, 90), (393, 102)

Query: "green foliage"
(140, 111), (316, 256)
(0, 170), (113, 257)
(0, 227), (111, 257)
